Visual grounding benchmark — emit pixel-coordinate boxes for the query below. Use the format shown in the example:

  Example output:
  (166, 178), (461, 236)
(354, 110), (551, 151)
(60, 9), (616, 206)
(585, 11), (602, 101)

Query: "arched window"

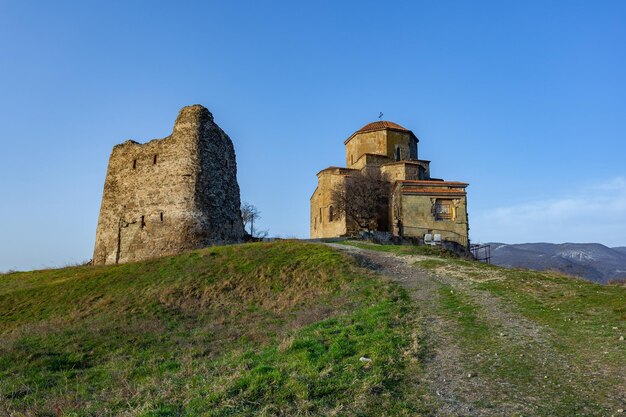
(396, 146), (401, 161)
(409, 139), (418, 159)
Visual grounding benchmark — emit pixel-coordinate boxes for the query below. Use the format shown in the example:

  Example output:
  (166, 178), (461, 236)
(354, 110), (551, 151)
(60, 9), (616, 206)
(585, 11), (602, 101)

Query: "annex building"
(310, 121), (469, 248)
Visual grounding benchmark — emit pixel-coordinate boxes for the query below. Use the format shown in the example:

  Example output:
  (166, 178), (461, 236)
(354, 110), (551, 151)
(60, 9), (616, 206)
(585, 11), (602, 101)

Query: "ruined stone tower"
(93, 105), (245, 265)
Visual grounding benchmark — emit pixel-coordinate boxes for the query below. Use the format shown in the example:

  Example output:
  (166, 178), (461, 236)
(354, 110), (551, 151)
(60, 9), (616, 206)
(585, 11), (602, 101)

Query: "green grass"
(336, 240), (459, 258)
(476, 269), (626, 361)
(439, 273), (625, 415)
(437, 285), (490, 342)
(344, 241), (626, 416)
(0, 241), (422, 416)
(415, 249), (626, 416)
(3, 240), (624, 416)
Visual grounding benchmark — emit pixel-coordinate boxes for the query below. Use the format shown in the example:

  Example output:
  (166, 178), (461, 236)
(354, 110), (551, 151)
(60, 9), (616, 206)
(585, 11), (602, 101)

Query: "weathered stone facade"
(93, 105), (244, 265)
(311, 121), (469, 247)
(389, 180), (469, 247)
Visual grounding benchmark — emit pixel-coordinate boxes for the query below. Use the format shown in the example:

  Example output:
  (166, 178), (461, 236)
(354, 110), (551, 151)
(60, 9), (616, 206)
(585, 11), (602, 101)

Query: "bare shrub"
(331, 170), (390, 233)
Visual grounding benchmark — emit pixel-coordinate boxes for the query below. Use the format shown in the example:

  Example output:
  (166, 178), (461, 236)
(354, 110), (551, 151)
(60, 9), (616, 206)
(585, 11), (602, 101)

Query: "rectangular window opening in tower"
(160, 212), (163, 222)
(132, 159), (137, 169)
(434, 200), (454, 221)
(153, 155), (158, 165)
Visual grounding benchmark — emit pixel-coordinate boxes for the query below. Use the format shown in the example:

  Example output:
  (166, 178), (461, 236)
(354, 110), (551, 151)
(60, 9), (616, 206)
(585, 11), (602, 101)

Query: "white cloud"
(471, 177), (626, 247)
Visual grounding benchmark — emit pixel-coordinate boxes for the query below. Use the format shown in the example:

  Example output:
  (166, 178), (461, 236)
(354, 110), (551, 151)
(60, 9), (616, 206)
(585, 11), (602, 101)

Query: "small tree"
(331, 170), (390, 234)
(241, 202), (261, 237)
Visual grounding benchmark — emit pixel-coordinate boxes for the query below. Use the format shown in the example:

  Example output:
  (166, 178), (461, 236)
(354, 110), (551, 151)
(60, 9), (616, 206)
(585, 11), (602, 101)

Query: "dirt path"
(327, 243), (625, 417)
(328, 243), (495, 416)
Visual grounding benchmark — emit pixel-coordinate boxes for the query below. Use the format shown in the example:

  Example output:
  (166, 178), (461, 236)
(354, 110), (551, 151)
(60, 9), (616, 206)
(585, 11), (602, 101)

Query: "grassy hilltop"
(1, 242), (418, 416)
(1, 241), (625, 416)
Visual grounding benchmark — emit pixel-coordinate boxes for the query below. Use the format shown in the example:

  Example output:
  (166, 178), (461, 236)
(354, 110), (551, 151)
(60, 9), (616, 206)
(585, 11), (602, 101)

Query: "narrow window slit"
(132, 159), (137, 169)
(153, 155), (158, 165)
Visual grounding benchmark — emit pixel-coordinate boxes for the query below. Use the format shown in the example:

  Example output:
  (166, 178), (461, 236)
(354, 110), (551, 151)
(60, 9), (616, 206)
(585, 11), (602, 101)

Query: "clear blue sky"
(1, 1), (625, 271)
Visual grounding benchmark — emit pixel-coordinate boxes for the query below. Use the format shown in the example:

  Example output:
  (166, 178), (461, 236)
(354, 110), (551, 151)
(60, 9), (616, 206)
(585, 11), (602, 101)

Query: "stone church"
(93, 105), (244, 265)
(310, 121), (469, 248)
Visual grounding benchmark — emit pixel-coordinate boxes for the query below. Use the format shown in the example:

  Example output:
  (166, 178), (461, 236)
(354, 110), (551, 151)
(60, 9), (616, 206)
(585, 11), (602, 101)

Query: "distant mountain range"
(484, 242), (626, 284)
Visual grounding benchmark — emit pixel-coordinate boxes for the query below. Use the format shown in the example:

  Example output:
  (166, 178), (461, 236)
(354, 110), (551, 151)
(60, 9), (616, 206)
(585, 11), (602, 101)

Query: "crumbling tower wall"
(93, 104), (244, 265)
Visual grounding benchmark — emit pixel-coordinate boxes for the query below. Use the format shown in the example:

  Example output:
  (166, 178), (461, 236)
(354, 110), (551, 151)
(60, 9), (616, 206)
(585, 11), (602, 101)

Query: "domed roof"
(356, 121), (411, 133)
(345, 120), (417, 144)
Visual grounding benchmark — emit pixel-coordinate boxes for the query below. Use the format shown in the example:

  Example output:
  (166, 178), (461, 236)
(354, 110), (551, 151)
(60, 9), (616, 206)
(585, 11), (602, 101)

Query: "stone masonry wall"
(390, 184), (469, 247)
(310, 169), (351, 238)
(312, 123), (469, 248)
(93, 105), (244, 265)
